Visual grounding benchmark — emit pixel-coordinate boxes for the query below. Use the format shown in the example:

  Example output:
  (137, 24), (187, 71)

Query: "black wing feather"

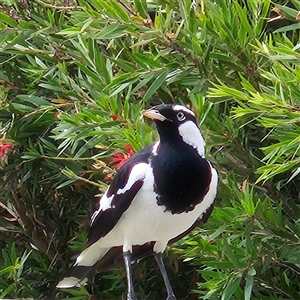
(86, 145), (153, 247)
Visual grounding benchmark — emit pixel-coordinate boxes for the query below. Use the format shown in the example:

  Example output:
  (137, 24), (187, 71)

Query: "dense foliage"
(1, 0), (300, 299)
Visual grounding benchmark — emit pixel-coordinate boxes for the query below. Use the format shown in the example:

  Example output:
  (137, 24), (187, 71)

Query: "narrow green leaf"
(11, 103), (35, 112)
(0, 29), (13, 45)
(110, 1), (130, 22)
(0, 265), (14, 276)
(110, 82), (132, 97)
(0, 284), (14, 298)
(58, 27), (81, 36)
(234, 2), (252, 35)
(18, 20), (37, 29)
(222, 275), (242, 300)
(0, 12), (17, 27)
(17, 95), (51, 107)
(245, 268), (256, 300)
(91, 0), (118, 19)
(287, 166), (300, 183)
(276, 4), (299, 19)
(93, 50), (111, 84)
(93, 24), (127, 40)
(57, 179), (77, 189)
(209, 224), (228, 240)
(132, 73), (155, 93)
(38, 83), (63, 92)
(111, 58), (136, 73)
(133, 0), (148, 19)
(274, 23), (300, 34)
(143, 71), (168, 101)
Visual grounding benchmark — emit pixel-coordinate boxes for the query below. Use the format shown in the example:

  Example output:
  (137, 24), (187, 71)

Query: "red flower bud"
(0, 140), (13, 162)
(111, 144), (135, 169)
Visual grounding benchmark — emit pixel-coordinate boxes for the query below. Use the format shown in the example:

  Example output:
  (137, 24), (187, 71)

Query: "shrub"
(0, 0), (299, 299)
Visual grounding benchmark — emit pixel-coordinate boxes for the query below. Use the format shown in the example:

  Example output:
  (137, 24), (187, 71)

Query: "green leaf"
(0, 265), (14, 276)
(0, 284), (14, 298)
(0, 11), (17, 27)
(93, 24), (127, 40)
(210, 52), (233, 62)
(56, 179), (77, 189)
(18, 20), (37, 29)
(38, 83), (63, 92)
(16, 95), (51, 107)
(110, 1), (130, 22)
(132, 73), (155, 93)
(143, 70), (168, 101)
(11, 103), (35, 112)
(222, 275), (242, 300)
(209, 224), (228, 240)
(276, 4), (299, 19)
(287, 166), (300, 183)
(274, 23), (300, 34)
(133, 0), (148, 19)
(244, 268), (256, 300)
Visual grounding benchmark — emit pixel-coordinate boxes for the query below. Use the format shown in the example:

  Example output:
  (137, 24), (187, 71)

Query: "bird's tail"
(56, 244), (109, 289)
(56, 243), (156, 289)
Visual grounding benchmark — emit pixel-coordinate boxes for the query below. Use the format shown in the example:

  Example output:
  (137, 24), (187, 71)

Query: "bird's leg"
(154, 252), (177, 300)
(123, 251), (137, 300)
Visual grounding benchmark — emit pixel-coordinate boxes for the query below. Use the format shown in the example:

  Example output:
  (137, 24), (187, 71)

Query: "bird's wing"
(86, 145), (153, 248)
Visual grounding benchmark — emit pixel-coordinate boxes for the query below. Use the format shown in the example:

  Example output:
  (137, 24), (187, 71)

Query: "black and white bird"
(57, 104), (218, 300)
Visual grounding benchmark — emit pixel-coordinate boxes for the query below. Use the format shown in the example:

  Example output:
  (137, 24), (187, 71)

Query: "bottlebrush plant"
(0, 0), (300, 299)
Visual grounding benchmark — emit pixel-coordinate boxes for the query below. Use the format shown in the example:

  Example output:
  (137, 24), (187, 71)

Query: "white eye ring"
(176, 112), (186, 121)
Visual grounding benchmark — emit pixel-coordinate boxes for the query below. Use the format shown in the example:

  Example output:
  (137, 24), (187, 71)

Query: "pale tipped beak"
(142, 109), (168, 121)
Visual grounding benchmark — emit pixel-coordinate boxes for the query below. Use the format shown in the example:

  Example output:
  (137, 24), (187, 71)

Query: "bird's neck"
(155, 121), (206, 158)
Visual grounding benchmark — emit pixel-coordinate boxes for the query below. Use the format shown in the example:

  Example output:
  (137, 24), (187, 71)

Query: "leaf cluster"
(0, 0), (300, 299)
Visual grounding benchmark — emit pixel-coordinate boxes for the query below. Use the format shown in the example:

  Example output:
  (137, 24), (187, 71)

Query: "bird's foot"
(166, 295), (177, 300)
(127, 292), (138, 300)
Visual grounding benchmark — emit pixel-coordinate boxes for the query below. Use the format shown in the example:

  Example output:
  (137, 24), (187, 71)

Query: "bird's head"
(142, 104), (205, 157)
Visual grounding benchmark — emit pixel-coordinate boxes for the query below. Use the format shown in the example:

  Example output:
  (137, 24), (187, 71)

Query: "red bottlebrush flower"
(111, 144), (135, 169)
(0, 140), (13, 162)
(54, 111), (61, 119)
(104, 174), (113, 183)
(124, 144), (135, 157)
(110, 114), (118, 121)
(111, 153), (128, 169)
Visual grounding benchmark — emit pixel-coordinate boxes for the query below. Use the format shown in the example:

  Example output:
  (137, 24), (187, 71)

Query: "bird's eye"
(176, 112), (186, 121)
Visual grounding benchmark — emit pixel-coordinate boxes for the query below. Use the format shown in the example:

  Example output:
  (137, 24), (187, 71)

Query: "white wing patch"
(90, 191), (113, 225)
(178, 121), (205, 157)
(116, 163), (148, 194)
(151, 141), (160, 156)
(99, 192), (114, 211)
(90, 162), (148, 225)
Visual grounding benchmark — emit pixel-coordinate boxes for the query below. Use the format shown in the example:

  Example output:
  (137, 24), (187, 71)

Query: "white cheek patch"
(173, 105), (195, 116)
(178, 121), (205, 157)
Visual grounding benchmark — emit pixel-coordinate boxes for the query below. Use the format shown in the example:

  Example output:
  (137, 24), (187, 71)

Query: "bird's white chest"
(102, 164), (217, 253)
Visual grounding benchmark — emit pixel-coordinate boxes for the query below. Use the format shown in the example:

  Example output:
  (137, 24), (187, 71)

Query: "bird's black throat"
(151, 141), (211, 214)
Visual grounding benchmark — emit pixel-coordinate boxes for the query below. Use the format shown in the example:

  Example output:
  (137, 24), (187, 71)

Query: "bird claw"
(166, 296), (177, 300)
(127, 294), (137, 300)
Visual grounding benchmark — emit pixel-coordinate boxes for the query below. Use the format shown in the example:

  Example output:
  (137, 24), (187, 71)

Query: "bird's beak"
(142, 108), (168, 121)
